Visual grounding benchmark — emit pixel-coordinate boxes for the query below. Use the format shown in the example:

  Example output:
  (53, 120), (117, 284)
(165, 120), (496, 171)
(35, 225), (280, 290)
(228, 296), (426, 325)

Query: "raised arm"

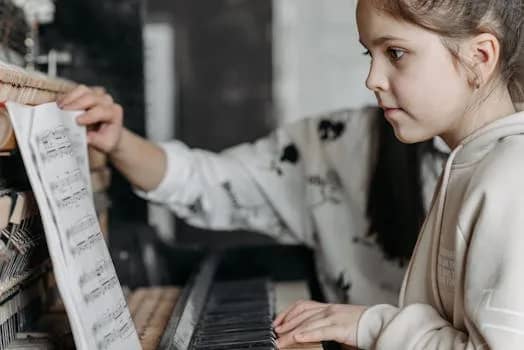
(59, 85), (317, 244)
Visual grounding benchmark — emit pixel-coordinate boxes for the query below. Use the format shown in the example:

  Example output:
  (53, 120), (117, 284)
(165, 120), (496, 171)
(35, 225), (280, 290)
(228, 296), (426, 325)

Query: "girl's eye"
(388, 48), (405, 61)
(362, 49), (371, 57)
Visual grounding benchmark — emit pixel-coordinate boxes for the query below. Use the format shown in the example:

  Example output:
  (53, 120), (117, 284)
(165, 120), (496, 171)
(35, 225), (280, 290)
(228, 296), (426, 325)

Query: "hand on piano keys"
(274, 282), (324, 350)
(126, 253), (361, 350)
(273, 291), (367, 350)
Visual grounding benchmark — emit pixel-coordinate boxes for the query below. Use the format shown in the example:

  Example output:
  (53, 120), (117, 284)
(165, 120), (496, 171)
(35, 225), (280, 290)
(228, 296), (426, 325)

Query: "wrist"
(108, 128), (128, 159)
(351, 305), (368, 348)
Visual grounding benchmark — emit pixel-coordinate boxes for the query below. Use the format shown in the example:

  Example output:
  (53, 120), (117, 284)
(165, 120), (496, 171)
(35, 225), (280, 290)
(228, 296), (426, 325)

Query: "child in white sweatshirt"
(273, 0), (524, 349)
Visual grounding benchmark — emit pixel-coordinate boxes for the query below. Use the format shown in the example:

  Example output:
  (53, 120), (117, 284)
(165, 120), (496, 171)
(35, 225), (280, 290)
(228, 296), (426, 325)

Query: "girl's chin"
(385, 110), (438, 143)
(390, 124), (426, 144)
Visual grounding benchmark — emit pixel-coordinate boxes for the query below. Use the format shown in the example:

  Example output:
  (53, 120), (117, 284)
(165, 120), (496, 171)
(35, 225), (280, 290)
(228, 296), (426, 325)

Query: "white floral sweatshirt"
(136, 107), (446, 304)
(357, 111), (524, 349)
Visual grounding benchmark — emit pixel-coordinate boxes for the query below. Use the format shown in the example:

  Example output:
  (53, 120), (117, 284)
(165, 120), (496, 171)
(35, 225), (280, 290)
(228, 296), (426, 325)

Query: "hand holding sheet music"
(6, 102), (140, 350)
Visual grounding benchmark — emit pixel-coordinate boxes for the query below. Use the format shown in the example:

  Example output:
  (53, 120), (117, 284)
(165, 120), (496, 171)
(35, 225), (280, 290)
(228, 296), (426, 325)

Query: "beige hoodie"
(357, 111), (524, 349)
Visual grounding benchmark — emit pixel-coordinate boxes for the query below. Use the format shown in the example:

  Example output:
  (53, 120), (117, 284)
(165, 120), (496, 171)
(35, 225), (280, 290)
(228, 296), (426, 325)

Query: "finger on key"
(275, 307), (324, 334)
(277, 300), (323, 328)
(274, 300), (315, 327)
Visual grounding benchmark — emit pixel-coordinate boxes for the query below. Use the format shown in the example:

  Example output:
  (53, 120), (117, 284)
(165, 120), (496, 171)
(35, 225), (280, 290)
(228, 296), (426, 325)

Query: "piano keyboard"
(128, 255), (324, 350)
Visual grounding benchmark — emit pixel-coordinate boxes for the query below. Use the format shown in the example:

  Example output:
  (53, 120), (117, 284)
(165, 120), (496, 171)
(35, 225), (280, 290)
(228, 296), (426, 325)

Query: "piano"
(2, 210), (336, 350)
(123, 244), (334, 350)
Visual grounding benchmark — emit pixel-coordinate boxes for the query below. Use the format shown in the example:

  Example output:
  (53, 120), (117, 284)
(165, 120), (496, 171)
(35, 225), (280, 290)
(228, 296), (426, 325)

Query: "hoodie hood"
(452, 111), (524, 166)
(400, 110), (524, 311)
(437, 110), (524, 248)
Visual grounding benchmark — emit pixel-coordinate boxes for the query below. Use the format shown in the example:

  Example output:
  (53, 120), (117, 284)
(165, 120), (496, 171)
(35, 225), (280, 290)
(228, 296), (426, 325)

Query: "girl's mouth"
(383, 107), (403, 119)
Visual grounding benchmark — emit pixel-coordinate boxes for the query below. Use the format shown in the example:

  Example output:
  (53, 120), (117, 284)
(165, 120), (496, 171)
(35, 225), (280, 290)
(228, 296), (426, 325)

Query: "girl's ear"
(467, 33), (501, 89)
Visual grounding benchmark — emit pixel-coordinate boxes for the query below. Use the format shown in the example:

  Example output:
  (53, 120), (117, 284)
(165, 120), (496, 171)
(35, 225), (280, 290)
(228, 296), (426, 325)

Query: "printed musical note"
(35, 126), (74, 162)
(66, 215), (98, 240)
(97, 320), (135, 350)
(78, 259), (113, 288)
(50, 169), (84, 193)
(83, 276), (119, 304)
(55, 187), (89, 209)
(92, 301), (127, 334)
(69, 232), (104, 257)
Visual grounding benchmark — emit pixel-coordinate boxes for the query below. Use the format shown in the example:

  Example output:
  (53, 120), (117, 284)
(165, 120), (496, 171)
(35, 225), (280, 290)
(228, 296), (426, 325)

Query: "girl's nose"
(365, 61), (389, 92)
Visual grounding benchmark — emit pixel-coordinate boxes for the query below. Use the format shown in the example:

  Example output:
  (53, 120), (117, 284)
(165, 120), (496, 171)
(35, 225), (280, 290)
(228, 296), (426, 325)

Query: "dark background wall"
(147, 0), (276, 247)
(148, 0), (274, 150)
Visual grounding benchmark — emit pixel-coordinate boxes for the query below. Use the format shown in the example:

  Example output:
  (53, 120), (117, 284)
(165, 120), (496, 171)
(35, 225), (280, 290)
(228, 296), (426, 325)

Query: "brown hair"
(366, 108), (433, 264)
(368, 0), (524, 102)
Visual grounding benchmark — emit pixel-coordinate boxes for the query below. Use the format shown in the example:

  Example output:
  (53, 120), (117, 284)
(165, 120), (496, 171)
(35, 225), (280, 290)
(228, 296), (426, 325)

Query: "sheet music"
(6, 102), (140, 350)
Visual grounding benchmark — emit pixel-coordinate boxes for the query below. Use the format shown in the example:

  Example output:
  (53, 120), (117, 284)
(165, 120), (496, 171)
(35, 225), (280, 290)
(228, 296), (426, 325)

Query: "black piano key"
(205, 304), (271, 315)
(201, 312), (272, 324)
(195, 346), (275, 350)
(189, 278), (277, 350)
(198, 322), (271, 334)
(196, 329), (275, 343)
(194, 339), (275, 350)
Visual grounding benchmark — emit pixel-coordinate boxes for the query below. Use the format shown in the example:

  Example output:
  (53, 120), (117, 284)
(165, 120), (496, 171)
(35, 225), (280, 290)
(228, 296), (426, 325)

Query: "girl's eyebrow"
(359, 35), (407, 48)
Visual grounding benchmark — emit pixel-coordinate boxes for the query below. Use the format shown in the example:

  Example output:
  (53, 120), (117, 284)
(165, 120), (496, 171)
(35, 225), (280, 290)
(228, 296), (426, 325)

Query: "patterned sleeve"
(135, 108), (375, 247)
(134, 120), (316, 245)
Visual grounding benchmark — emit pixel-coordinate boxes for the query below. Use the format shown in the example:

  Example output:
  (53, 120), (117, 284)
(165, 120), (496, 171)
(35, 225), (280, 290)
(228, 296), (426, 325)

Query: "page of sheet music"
(6, 102), (140, 350)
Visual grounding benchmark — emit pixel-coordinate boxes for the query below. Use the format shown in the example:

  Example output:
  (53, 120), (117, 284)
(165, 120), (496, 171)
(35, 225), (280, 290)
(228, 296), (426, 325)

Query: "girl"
(274, 0), (524, 348)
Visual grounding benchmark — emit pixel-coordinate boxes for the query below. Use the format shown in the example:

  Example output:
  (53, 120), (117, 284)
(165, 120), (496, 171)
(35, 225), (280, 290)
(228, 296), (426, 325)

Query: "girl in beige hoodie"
(274, 0), (524, 349)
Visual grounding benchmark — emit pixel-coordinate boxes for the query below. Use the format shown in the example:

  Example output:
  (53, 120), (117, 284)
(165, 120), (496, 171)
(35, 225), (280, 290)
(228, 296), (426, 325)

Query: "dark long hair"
(366, 109), (434, 265)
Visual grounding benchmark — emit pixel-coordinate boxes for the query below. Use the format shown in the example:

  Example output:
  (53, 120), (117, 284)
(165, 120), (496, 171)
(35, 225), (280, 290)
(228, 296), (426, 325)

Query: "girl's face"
(357, 1), (474, 144)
